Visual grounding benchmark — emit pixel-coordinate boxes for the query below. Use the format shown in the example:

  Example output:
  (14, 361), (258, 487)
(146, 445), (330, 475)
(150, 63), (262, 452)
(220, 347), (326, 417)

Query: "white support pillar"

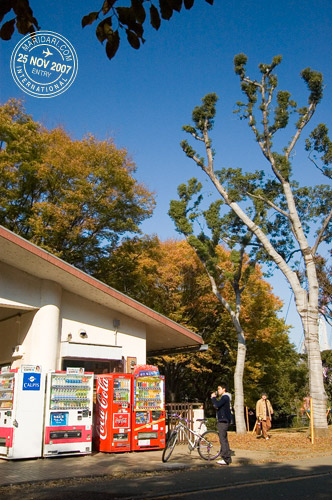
(29, 280), (62, 371)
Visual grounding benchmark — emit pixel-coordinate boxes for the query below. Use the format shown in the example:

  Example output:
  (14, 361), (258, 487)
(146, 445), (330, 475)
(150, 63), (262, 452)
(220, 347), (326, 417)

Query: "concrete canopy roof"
(0, 226), (203, 354)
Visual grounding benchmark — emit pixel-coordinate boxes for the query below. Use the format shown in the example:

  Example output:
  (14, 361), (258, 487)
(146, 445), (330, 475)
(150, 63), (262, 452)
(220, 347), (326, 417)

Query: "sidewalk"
(0, 445), (274, 487)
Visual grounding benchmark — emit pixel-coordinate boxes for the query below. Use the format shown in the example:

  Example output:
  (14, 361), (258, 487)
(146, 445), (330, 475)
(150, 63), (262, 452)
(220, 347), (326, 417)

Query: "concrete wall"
(0, 261), (146, 371)
(60, 291), (146, 368)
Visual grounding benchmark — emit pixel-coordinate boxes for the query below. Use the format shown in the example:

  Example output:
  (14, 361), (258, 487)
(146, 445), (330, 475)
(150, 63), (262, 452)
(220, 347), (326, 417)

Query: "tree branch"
(312, 206), (332, 256)
(285, 102), (315, 160)
(247, 192), (290, 218)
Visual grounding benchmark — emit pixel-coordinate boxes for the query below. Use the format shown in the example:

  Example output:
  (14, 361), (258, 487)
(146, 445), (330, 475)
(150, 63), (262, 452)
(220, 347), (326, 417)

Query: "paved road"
(1, 455), (332, 499)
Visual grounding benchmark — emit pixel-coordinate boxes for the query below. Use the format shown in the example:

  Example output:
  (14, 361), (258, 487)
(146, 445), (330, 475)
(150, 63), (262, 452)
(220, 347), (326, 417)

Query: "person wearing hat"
(256, 392), (273, 440)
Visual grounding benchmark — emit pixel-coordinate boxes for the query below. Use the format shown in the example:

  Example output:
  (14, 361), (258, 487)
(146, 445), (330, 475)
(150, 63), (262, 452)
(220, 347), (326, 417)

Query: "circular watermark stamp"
(10, 31), (78, 98)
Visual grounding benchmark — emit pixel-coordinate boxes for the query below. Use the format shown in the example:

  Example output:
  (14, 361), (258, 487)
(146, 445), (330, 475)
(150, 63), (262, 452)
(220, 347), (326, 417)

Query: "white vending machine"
(43, 368), (94, 457)
(0, 366), (46, 459)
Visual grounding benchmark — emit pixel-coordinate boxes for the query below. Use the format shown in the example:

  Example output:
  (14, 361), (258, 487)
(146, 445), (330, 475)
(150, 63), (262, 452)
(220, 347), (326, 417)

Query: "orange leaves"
(0, 99), (155, 269)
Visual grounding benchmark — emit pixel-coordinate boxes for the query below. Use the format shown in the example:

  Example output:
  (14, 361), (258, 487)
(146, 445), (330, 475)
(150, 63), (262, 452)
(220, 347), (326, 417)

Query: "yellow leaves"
(0, 99), (155, 267)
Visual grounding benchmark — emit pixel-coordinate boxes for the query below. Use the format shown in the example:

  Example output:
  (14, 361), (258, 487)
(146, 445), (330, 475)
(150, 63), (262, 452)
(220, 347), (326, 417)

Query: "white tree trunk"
(295, 291), (328, 432)
(207, 271), (247, 434)
(234, 341), (247, 434)
(204, 170), (328, 430)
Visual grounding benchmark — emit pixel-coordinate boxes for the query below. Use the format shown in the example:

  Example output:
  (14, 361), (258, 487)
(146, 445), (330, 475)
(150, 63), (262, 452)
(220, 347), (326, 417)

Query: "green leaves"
(306, 123), (332, 166)
(269, 91), (296, 134)
(192, 93), (218, 131)
(301, 67), (323, 105)
(234, 53), (248, 78)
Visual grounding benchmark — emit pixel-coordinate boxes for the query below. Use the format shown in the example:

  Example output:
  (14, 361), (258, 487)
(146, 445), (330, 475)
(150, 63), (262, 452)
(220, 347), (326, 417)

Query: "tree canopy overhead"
(0, 0), (214, 60)
(0, 99), (155, 273)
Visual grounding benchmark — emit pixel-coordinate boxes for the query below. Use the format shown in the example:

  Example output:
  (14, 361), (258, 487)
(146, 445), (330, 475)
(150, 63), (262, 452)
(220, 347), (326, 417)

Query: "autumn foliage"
(0, 99), (155, 273)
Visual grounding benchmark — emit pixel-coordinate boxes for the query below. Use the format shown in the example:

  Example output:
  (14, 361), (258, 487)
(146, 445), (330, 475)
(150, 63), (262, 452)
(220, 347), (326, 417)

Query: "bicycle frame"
(162, 414), (221, 463)
(171, 417), (208, 451)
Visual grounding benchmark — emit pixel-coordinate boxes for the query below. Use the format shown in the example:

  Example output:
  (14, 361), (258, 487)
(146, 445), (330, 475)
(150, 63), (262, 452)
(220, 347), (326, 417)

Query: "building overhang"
(0, 226), (203, 354)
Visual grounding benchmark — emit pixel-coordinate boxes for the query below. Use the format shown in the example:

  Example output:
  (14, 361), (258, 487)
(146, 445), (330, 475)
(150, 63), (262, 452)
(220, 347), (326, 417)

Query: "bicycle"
(162, 414), (221, 463)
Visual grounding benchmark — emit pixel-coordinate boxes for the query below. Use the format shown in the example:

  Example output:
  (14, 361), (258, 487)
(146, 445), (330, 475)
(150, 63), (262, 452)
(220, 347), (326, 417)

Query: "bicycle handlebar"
(170, 414), (207, 425)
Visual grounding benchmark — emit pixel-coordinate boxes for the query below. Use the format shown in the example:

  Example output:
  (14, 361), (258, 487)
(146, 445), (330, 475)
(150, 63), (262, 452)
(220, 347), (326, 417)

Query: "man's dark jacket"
(211, 394), (232, 423)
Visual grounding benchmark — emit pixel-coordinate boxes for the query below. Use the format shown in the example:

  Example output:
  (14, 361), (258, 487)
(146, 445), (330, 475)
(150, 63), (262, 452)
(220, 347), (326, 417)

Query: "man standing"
(211, 383), (232, 465)
(256, 392), (273, 440)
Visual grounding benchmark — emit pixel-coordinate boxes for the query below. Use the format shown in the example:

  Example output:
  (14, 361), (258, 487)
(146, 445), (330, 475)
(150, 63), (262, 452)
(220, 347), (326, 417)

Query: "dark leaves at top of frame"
(82, 11), (99, 28)
(0, 18), (15, 40)
(150, 4), (161, 30)
(105, 29), (120, 59)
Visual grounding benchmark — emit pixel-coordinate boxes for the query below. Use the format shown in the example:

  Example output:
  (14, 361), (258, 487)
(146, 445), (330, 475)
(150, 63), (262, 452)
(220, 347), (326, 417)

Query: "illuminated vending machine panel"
(94, 373), (132, 453)
(43, 369), (94, 457)
(0, 366), (45, 459)
(131, 365), (165, 451)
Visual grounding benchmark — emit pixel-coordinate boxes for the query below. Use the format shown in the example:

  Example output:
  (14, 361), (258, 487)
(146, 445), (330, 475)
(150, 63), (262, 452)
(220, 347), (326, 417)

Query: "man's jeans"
(217, 421), (231, 463)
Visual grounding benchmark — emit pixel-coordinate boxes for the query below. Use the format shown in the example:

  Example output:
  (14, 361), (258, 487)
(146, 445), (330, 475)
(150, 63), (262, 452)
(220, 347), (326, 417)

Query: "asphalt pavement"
(0, 444), (275, 487)
(1, 449), (332, 500)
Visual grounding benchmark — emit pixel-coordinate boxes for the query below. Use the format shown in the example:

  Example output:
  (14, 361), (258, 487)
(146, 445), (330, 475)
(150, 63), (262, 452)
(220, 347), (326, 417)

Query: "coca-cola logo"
(115, 416), (128, 425)
(96, 377), (109, 440)
(113, 413), (129, 428)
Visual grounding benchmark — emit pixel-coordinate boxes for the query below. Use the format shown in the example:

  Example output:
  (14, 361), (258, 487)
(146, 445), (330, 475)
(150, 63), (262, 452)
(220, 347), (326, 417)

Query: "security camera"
(79, 329), (88, 339)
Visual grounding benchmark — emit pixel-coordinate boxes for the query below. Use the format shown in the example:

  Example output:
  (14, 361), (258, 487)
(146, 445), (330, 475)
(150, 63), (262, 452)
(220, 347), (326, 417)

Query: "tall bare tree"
(180, 56), (332, 432)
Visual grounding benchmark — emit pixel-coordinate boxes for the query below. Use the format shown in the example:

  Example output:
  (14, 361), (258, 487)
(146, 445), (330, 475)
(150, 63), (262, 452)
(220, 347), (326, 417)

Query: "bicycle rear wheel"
(198, 430), (221, 460)
(162, 431), (178, 462)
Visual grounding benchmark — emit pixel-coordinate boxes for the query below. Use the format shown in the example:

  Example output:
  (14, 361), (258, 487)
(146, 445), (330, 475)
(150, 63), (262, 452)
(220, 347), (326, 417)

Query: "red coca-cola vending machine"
(131, 365), (165, 451)
(94, 373), (132, 453)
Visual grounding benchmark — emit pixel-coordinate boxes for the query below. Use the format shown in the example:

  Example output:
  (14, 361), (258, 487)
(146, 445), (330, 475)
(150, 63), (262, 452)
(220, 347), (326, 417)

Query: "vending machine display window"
(43, 370), (94, 457)
(132, 365), (165, 451)
(49, 374), (92, 411)
(113, 378), (130, 404)
(0, 372), (14, 409)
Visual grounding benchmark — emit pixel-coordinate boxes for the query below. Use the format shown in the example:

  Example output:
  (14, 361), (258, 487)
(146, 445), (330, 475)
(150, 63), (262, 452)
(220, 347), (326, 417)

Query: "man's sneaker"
(216, 459), (230, 465)
(265, 437), (270, 440)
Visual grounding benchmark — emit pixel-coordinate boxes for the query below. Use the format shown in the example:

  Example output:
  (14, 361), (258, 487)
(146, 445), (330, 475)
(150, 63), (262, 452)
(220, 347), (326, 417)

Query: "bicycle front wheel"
(198, 430), (221, 460)
(162, 431), (178, 462)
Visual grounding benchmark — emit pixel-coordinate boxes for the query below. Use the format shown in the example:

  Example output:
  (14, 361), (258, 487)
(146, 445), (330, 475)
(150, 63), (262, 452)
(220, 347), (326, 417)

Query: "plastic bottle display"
(113, 378), (130, 403)
(50, 374), (91, 410)
(0, 374), (14, 409)
(135, 378), (162, 410)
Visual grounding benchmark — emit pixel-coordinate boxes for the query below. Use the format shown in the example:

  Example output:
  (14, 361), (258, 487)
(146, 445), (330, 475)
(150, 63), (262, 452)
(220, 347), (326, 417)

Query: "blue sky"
(1, 0), (332, 347)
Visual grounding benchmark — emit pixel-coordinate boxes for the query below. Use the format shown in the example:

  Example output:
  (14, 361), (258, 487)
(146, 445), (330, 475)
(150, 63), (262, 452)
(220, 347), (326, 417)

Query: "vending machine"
(94, 373), (132, 453)
(0, 366), (45, 459)
(43, 368), (94, 457)
(131, 365), (165, 451)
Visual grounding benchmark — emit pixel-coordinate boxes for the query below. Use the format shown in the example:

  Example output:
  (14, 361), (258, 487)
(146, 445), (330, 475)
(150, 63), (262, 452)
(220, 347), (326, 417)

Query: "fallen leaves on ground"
(229, 426), (332, 461)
